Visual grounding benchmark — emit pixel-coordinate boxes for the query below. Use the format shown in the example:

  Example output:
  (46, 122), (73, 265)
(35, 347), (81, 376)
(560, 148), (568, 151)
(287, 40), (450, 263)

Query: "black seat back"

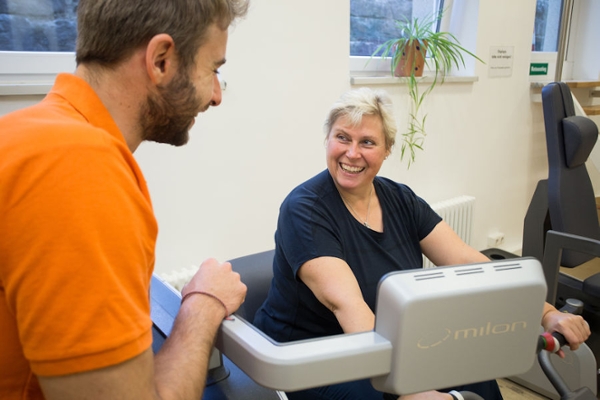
(228, 249), (275, 321)
(542, 82), (600, 267)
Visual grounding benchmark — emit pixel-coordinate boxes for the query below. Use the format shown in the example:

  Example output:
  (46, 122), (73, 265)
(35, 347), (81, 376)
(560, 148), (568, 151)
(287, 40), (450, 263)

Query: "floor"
(498, 377), (600, 399)
(498, 378), (548, 399)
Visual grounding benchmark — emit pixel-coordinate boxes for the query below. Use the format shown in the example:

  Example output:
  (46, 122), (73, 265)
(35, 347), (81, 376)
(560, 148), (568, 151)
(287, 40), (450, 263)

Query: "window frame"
(349, 0), (457, 76)
(0, 0), (574, 93)
(0, 51), (76, 95)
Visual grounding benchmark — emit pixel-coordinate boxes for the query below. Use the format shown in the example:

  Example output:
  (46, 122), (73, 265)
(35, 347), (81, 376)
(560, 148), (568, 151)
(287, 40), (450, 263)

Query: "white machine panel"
(371, 258), (547, 395)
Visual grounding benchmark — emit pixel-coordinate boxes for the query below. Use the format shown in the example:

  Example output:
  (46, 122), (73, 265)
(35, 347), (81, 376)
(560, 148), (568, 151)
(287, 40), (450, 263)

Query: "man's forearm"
(153, 294), (226, 400)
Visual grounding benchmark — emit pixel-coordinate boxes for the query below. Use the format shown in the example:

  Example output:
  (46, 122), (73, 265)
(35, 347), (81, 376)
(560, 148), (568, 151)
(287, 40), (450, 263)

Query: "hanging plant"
(371, 11), (484, 167)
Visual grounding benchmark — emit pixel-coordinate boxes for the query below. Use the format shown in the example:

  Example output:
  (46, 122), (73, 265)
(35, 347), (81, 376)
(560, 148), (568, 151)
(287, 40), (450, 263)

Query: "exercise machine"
(151, 256), (577, 398)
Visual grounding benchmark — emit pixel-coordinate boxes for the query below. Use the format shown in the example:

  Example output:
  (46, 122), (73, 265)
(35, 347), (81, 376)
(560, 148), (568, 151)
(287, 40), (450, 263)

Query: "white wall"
(568, 0), (600, 181)
(1, 0), (599, 275)
(134, 0), (352, 273)
(359, 0), (544, 255)
(569, 0), (600, 81)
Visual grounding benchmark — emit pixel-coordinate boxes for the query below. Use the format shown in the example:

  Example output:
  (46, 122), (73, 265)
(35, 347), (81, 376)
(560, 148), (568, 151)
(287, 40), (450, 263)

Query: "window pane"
(532, 0), (563, 52)
(350, 0), (442, 57)
(0, 0), (78, 52)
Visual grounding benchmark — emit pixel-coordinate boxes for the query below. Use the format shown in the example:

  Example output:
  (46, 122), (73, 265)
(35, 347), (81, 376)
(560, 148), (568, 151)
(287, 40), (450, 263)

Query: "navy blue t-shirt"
(254, 170), (441, 342)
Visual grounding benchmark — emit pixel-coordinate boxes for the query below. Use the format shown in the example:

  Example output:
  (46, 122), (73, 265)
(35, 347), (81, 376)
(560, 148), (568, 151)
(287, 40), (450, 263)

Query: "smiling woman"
(252, 87), (507, 400)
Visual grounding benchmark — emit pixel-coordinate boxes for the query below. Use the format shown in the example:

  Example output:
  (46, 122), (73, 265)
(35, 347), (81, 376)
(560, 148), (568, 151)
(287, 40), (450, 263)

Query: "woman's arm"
(297, 222), (489, 334)
(298, 256), (375, 333)
(420, 221), (489, 266)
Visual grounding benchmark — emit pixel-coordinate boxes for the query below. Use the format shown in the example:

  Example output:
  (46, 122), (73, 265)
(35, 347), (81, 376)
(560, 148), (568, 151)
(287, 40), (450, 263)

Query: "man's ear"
(145, 34), (177, 85)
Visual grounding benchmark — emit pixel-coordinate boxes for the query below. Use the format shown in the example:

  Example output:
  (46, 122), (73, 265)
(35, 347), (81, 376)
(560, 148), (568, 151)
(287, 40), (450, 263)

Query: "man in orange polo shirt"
(0, 1), (249, 399)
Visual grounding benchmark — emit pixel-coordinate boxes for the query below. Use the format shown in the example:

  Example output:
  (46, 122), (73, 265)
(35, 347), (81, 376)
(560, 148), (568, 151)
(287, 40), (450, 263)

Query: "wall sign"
(489, 46), (514, 78)
(529, 63), (549, 76)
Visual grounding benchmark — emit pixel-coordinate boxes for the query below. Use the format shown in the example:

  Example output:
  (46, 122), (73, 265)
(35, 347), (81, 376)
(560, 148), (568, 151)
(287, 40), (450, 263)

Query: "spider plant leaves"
(369, 10), (483, 168)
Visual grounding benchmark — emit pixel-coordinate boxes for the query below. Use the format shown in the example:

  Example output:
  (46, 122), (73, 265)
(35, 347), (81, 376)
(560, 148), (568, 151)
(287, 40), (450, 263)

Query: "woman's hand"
(542, 305), (590, 357)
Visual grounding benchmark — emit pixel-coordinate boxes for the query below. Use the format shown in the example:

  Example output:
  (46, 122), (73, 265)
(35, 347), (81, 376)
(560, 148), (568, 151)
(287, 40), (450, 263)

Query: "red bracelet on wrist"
(181, 291), (233, 321)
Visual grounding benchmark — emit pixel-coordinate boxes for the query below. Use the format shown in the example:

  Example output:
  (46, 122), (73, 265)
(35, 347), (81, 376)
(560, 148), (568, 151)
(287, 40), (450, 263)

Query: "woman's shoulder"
(374, 176), (418, 198)
(285, 170), (335, 202)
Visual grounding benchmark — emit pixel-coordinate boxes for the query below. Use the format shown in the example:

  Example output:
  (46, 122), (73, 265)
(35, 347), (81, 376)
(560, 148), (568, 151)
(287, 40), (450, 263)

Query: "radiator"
(159, 265), (198, 292)
(423, 195), (476, 269)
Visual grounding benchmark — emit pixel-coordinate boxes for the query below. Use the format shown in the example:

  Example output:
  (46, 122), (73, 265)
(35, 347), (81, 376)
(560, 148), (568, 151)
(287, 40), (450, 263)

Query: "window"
(0, 0), (78, 95)
(532, 0), (563, 52)
(350, 0), (568, 78)
(0, 0), (78, 52)
(350, 0), (444, 57)
(529, 0), (569, 82)
(349, 0), (452, 75)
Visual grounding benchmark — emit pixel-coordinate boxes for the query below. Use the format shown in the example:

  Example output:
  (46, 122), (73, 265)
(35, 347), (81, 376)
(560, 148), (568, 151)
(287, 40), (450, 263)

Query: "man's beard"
(140, 69), (205, 146)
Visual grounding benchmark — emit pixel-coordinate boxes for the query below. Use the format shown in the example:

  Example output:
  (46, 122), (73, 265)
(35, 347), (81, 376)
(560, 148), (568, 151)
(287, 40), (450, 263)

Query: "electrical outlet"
(487, 232), (505, 248)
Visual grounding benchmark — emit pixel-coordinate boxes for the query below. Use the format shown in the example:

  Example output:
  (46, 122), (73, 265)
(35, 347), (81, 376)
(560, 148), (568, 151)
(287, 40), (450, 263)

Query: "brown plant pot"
(394, 40), (427, 77)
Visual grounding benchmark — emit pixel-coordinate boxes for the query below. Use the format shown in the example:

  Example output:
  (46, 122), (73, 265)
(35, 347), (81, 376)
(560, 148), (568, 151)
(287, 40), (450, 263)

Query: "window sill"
(0, 77), (229, 97)
(350, 74), (479, 86)
(0, 52), (76, 96)
(0, 83), (53, 96)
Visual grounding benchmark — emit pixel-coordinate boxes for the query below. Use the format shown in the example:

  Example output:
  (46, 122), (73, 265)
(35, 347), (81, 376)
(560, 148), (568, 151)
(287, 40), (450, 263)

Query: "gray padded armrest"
(542, 230), (600, 302)
(583, 273), (600, 298)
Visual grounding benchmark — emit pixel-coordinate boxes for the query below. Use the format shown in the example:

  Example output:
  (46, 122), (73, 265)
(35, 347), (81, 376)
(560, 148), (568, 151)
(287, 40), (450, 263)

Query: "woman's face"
(326, 114), (390, 194)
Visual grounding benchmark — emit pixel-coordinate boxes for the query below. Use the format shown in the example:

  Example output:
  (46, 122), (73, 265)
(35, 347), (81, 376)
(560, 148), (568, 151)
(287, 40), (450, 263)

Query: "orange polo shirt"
(0, 73), (158, 399)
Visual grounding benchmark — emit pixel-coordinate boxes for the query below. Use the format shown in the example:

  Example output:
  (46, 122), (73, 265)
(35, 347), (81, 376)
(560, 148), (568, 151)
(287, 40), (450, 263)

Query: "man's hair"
(75, 0), (249, 70)
(324, 87), (397, 151)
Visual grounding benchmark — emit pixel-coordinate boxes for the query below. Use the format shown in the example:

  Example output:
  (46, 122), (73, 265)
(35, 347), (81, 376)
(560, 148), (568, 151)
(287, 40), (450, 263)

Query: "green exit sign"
(530, 63), (549, 76)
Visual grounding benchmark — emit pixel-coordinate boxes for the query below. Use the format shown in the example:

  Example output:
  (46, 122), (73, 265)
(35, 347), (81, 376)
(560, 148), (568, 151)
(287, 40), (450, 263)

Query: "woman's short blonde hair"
(324, 87), (397, 152)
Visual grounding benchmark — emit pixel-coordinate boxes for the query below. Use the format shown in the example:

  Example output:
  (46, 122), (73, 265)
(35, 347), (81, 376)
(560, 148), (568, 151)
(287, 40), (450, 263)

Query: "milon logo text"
(417, 321), (527, 349)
